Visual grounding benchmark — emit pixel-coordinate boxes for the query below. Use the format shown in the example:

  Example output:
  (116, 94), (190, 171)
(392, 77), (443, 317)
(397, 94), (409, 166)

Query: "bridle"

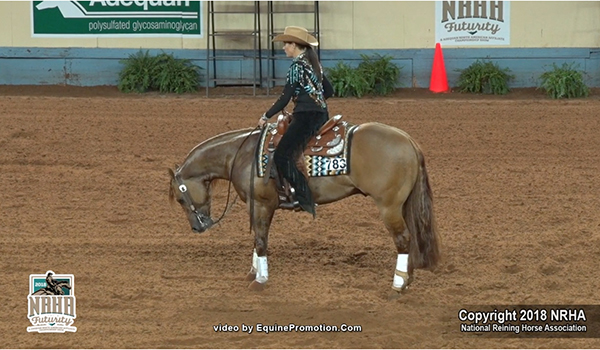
(173, 126), (261, 230)
(173, 172), (214, 229)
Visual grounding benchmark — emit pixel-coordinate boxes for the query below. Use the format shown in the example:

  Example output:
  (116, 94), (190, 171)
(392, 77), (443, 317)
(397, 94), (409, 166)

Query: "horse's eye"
(177, 199), (185, 205)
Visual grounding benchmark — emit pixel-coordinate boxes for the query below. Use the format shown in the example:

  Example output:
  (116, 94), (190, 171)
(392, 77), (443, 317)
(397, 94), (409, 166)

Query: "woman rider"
(258, 26), (333, 217)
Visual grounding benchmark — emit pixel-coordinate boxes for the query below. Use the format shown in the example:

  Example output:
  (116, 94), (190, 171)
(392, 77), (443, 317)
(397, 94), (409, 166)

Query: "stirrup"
(279, 201), (301, 211)
(277, 184), (301, 211)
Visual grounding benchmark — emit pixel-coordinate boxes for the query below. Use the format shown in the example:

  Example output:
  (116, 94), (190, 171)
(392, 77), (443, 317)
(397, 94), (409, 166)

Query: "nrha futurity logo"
(27, 270), (77, 333)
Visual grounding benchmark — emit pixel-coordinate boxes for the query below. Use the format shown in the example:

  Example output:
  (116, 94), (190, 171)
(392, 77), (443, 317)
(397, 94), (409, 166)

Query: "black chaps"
(273, 110), (328, 213)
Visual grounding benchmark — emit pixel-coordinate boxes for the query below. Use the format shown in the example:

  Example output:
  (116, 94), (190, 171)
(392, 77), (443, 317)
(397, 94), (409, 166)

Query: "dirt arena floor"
(2, 85), (600, 349)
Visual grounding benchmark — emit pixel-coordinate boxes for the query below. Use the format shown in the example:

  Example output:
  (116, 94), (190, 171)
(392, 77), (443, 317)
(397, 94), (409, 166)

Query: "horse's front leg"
(245, 202), (276, 291)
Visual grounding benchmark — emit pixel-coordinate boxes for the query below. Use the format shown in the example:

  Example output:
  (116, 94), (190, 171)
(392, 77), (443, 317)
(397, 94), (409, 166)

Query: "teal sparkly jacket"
(265, 52), (333, 119)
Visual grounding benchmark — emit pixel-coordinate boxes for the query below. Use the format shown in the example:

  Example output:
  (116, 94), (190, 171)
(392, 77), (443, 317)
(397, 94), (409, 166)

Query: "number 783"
(323, 157), (347, 171)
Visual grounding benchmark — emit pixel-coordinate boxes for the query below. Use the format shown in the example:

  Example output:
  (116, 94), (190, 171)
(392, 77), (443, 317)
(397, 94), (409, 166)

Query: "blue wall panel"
(586, 51), (600, 87)
(67, 58), (124, 86)
(1, 58), (67, 85)
(1, 47), (599, 88)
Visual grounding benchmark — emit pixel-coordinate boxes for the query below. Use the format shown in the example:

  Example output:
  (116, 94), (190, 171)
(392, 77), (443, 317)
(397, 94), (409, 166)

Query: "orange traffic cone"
(429, 43), (449, 93)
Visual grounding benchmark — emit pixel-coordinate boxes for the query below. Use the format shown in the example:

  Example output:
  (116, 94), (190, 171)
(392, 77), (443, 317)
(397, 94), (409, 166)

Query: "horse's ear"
(167, 168), (175, 178)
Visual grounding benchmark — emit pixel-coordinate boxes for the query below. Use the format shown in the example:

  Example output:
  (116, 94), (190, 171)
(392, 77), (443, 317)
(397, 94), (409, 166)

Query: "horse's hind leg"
(377, 201), (413, 292)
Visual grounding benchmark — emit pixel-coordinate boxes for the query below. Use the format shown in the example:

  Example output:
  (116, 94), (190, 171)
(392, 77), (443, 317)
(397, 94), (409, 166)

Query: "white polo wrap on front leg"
(255, 256), (269, 284)
(393, 254), (409, 290)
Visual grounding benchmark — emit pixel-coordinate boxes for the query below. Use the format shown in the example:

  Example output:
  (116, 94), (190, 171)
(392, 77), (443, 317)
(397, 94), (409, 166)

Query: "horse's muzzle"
(191, 224), (211, 234)
(189, 212), (213, 233)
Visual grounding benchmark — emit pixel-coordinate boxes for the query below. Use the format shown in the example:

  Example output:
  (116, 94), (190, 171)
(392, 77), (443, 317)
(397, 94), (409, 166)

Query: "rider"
(45, 271), (63, 295)
(258, 26), (334, 217)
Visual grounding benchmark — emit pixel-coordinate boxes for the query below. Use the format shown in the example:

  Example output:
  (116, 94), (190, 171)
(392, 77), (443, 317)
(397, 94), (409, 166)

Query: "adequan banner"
(31, 0), (202, 37)
(435, 1), (510, 46)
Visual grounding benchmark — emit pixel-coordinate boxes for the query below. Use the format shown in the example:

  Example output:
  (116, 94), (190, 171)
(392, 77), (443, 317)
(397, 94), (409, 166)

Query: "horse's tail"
(403, 140), (441, 270)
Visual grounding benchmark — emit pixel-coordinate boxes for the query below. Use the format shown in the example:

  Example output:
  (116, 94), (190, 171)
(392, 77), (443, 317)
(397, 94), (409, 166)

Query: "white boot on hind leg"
(248, 254), (269, 291)
(255, 256), (268, 284)
(392, 254), (410, 291)
(245, 249), (258, 281)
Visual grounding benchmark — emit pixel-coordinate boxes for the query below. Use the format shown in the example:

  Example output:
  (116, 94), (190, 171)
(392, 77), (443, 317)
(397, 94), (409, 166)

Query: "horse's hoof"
(248, 280), (266, 292)
(392, 270), (412, 294)
(245, 272), (257, 281)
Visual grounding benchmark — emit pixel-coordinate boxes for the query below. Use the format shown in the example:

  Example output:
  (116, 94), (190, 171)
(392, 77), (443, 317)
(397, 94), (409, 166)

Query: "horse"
(168, 119), (440, 293)
(36, 1), (87, 18)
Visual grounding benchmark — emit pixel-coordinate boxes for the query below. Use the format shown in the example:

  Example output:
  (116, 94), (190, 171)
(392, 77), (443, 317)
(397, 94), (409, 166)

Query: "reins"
(211, 126), (261, 227)
(249, 124), (266, 234)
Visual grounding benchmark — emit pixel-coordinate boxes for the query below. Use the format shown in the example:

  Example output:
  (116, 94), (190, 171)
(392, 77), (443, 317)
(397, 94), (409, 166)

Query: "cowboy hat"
(272, 26), (318, 47)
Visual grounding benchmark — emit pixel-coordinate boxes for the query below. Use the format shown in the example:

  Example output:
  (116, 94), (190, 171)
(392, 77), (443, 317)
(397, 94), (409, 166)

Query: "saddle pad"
(257, 124), (358, 178)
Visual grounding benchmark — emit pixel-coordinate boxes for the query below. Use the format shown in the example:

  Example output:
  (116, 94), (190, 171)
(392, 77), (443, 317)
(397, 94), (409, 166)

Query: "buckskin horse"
(168, 114), (440, 293)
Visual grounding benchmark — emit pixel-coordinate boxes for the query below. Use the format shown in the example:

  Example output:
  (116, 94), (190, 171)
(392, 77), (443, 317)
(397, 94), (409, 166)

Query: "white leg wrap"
(250, 248), (258, 273)
(255, 256), (268, 284)
(393, 254), (409, 289)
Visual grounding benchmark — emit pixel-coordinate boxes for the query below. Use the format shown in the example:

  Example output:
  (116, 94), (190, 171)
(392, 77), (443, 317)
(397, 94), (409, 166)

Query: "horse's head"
(168, 167), (214, 233)
(36, 1), (60, 10)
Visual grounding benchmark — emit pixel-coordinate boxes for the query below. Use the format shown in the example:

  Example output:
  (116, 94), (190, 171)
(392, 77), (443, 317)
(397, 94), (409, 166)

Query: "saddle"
(266, 113), (348, 157)
(261, 112), (350, 211)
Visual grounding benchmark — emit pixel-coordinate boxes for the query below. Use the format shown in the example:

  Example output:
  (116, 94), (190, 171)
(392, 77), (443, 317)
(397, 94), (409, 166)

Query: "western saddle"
(262, 112), (348, 210)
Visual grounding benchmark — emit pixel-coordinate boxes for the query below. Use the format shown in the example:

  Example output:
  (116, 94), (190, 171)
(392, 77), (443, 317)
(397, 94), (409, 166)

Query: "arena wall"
(1, 1), (599, 88)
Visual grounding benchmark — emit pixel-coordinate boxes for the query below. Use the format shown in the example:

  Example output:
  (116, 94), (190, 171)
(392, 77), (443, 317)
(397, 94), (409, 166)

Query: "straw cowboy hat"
(272, 26), (318, 47)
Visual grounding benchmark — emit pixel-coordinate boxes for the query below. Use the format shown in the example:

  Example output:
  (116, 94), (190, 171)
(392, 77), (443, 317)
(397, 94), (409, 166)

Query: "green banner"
(32, 1), (202, 36)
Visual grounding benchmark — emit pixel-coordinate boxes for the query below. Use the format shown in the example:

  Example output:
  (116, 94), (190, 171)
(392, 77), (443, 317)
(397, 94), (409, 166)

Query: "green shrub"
(118, 50), (202, 94)
(326, 61), (370, 98)
(326, 54), (401, 98)
(118, 50), (159, 93)
(153, 53), (202, 94)
(357, 54), (401, 95)
(539, 63), (589, 99)
(457, 60), (514, 95)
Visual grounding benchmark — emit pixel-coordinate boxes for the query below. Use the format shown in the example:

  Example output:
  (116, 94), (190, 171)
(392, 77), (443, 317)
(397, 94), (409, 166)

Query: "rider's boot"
(297, 195), (316, 217)
(278, 182), (301, 211)
(294, 156), (315, 217)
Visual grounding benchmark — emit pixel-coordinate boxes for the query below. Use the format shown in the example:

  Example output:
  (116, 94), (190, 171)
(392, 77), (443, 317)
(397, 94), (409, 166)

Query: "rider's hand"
(258, 114), (268, 128)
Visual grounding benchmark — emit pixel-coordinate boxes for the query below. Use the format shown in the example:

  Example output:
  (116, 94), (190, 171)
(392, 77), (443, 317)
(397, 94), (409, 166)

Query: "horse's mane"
(184, 127), (256, 159)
